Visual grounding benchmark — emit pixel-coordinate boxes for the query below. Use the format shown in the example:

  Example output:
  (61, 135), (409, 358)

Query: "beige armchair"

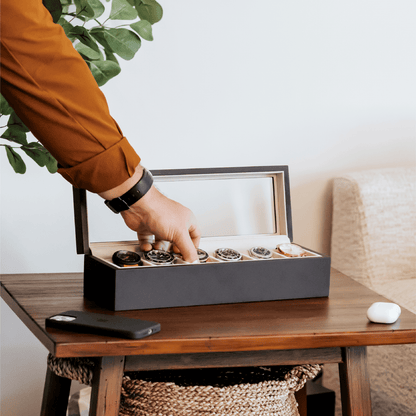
(324, 167), (416, 416)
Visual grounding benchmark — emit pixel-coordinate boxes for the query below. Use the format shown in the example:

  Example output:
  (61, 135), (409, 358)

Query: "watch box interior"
(74, 166), (331, 311)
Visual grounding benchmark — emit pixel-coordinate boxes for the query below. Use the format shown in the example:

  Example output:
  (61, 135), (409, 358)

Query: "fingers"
(153, 240), (172, 251)
(175, 235), (199, 263)
(137, 234), (171, 252)
(129, 189), (201, 262)
(138, 233), (192, 260)
(138, 234), (154, 252)
(173, 224), (201, 263)
(189, 222), (201, 251)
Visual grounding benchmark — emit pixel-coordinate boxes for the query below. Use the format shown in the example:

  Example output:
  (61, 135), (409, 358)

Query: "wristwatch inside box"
(74, 166), (331, 311)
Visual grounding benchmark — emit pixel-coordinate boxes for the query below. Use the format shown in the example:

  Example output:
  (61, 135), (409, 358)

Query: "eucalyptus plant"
(0, 0), (162, 174)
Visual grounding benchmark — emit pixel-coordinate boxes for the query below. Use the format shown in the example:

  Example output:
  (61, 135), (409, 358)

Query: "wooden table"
(1, 268), (415, 416)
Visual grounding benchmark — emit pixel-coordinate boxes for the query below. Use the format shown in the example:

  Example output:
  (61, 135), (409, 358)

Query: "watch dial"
(215, 248), (242, 262)
(276, 243), (307, 257)
(112, 250), (142, 266)
(249, 246), (272, 259)
(144, 249), (175, 265)
(197, 248), (209, 263)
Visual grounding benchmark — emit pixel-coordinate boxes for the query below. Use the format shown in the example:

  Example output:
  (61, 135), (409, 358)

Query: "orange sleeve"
(0, 0), (141, 193)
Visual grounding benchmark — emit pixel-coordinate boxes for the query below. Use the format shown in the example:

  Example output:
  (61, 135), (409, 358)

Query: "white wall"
(1, 1), (415, 414)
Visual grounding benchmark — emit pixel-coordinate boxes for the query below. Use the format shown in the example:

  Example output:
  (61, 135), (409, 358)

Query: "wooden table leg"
(40, 367), (71, 416)
(89, 356), (125, 416)
(338, 346), (372, 416)
(295, 386), (307, 416)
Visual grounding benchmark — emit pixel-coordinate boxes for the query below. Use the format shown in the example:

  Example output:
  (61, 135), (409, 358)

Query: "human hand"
(99, 165), (201, 263)
(120, 185), (201, 263)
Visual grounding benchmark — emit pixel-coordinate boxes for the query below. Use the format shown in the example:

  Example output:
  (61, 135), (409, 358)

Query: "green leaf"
(5, 146), (26, 174)
(90, 28), (119, 63)
(104, 49), (119, 64)
(134, 0), (163, 24)
(130, 20), (153, 41)
(2, 111), (29, 144)
(1, 126), (28, 146)
(23, 141), (45, 150)
(90, 28), (114, 51)
(103, 28), (141, 60)
(88, 0), (105, 18)
(74, 0), (104, 20)
(0, 95), (13, 116)
(76, 42), (103, 60)
(90, 60), (121, 86)
(65, 11), (88, 22)
(60, 0), (73, 13)
(42, 0), (63, 23)
(69, 26), (100, 52)
(110, 0), (138, 20)
(8, 111), (30, 132)
(45, 152), (58, 173)
(58, 18), (74, 36)
(21, 142), (48, 167)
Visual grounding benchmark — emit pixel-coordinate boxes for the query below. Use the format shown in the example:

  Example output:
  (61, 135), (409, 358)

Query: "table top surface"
(1, 269), (415, 358)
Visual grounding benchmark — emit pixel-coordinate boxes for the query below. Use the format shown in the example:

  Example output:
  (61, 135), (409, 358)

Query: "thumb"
(174, 231), (199, 263)
(138, 234), (154, 252)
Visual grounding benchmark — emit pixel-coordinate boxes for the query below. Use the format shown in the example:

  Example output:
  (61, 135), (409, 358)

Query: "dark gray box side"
(84, 255), (331, 311)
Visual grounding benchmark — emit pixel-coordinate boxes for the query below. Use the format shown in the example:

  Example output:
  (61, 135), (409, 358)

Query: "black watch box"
(74, 166), (331, 311)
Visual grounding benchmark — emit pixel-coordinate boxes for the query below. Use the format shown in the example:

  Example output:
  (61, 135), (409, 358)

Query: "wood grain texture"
(73, 187), (91, 255)
(40, 367), (71, 416)
(124, 348), (342, 371)
(1, 269), (415, 358)
(338, 346), (372, 416)
(89, 356), (125, 416)
(295, 387), (307, 416)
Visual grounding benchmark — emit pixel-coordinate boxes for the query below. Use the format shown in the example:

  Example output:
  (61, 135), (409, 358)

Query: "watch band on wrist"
(104, 168), (153, 213)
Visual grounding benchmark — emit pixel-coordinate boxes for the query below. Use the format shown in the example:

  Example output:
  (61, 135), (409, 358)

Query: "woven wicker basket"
(47, 354), (321, 416)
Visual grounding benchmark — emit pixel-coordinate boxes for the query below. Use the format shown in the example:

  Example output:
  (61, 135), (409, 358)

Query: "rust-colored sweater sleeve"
(0, 0), (141, 193)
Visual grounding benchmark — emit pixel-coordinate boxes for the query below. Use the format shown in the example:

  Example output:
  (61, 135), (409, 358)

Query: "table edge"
(1, 282), (56, 354)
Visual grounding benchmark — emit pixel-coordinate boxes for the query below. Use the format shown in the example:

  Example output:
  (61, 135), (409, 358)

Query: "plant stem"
(114, 23), (137, 28)
(0, 144), (20, 148)
(69, 6), (87, 23)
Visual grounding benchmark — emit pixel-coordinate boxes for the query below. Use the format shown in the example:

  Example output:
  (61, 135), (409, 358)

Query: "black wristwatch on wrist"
(104, 168), (153, 213)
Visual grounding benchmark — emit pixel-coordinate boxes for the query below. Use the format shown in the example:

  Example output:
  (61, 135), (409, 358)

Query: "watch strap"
(104, 168), (153, 213)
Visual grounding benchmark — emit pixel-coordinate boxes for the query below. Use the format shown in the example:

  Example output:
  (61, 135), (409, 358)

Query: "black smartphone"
(45, 310), (160, 339)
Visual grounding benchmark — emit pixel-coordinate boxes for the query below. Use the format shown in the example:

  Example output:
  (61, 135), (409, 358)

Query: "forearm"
(98, 164), (144, 200)
(0, 0), (140, 193)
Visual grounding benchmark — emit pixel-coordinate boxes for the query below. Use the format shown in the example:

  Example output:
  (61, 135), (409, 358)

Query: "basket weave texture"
(47, 354), (321, 416)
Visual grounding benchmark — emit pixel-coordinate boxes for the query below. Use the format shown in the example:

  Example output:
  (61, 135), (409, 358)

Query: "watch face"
(248, 246), (272, 259)
(276, 243), (307, 257)
(112, 250), (143, 266)
(197, 248), (209, 263)
(144, 249), (175, 265)
(215, 248), (242, 262)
